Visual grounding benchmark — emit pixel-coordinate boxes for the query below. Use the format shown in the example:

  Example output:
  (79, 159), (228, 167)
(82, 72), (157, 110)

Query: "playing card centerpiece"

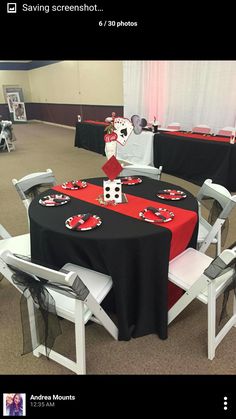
(104, 116), (133, 160)
(101, 155), (124, 204)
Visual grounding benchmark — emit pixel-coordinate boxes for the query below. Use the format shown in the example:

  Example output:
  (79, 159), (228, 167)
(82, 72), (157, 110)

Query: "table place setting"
(139, 206), (175, 223)
(120, 176), (142, 185)
(39, 194), (71, 207)
(156, 189), (187, 201)
(65, 213), (102, 231)
(61, 180), (87, 190)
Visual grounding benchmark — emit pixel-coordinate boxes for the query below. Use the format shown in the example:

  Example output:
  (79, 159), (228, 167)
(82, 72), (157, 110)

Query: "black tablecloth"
(74, 122), (105, 155)
(153, 133), (236, 191)
(29, 177), (198, 341)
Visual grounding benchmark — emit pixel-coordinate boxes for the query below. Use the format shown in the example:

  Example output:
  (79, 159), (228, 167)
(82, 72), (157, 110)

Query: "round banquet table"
(29, 176), (199, 341)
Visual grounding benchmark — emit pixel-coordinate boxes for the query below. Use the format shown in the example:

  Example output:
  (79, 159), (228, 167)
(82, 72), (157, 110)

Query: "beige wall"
(0, 71), (31, 102)
(28, 61), (123, 105)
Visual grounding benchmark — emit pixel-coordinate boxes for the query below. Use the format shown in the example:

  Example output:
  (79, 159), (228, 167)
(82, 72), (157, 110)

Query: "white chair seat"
(53, 263), (113, 323)
(169, 248), (234, 304)
(0, 233), (30, 256)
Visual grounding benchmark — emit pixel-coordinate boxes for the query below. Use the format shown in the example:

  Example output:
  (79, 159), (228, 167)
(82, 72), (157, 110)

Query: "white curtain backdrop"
(123, 61), (168, 125)
(123, 61), (236, 132)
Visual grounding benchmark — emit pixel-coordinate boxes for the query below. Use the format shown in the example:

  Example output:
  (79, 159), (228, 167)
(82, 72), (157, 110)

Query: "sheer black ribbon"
(10, 259), (89, 358)
(204, 246), (236, 323)
(202, 198), (228, 246)
(25, 184), (53, 200)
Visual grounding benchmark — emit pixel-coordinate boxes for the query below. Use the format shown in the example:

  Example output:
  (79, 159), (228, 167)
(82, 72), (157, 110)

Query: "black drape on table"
(74, 122), (106, 155)
(153, 133), (236, 191)
(29, 177), (198, 341)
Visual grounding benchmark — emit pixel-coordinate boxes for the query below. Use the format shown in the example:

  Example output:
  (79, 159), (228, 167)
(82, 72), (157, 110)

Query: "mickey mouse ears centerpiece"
(131, 115), (147, 135)
(101, 155), (124, 204)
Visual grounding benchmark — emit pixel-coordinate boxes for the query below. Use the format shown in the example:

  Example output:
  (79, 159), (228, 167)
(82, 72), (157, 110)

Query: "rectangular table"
(153, 132), (236, 191)
(74, 121), (107, 155)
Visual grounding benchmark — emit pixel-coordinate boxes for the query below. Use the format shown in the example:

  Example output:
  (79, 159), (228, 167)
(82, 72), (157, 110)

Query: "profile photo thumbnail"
(3, 393), (26, 416)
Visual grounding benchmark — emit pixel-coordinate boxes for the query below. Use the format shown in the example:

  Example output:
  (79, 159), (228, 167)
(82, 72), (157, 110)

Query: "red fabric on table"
(83, 120), (109, 126)
(54, 182), (197, 309)
(54, 182), (197, 261)
(167, 131), (232, 143)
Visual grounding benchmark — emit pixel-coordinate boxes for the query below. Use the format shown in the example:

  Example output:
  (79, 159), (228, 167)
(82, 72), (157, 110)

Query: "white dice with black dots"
(103, 179), (122, 203)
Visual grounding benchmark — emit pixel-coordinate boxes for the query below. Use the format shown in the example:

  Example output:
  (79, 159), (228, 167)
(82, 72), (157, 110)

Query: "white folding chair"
(192, 125), (211, 134)
(196, 179), (236, 256)
(168, 245), (236, 359)
(12, 169), (56, 225)
(167, 122), (181, 130)
(0, 121), (15, 152)
(0, 224), (30, 256)
(120, 164), (163, 180)
(0, 249), (118, 374)
(218, 127), (235, 137)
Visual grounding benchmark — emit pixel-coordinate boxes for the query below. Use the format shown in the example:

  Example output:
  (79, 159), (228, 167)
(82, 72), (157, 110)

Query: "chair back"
(120, 164), (162, 180)
(167, 122), (181, 130)
(196, 179), (236, 219)
(192, 125), (211, 134)
(12, 168), (56, 210)
(218, 127), (235, 137)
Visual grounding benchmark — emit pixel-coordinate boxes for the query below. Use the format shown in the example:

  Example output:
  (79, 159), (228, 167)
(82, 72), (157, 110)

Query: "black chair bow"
(204, 244), (236, 323)
(10, 257), (89, 357)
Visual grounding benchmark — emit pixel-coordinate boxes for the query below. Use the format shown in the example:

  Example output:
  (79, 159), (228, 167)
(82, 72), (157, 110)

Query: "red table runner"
(166, 131), (232, 143)
(83, 120), (109, 126)
(54, 182), (197, 261)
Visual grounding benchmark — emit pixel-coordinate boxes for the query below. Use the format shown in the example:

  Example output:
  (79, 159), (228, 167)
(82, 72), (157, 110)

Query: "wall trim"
(29, 119), (76, 130)
(0, 61), (61, 71)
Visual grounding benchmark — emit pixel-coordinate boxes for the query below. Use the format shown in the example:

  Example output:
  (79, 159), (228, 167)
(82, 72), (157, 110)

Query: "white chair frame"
(12, 169), (57, 228)
(0, 130), (15, 152)
(120, 164), (163, 181)
(196, 179), (236, 256)
(12, 168), (57, 211)
(168, 246), (236, 359)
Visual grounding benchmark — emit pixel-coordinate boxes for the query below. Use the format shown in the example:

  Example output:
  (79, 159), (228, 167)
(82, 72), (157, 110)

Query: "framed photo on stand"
(13, 102), (27, 122)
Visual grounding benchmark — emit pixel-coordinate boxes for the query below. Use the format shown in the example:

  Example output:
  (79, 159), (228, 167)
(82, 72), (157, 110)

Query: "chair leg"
(233, 292), (236, 328)
(27, 296), (41, 358)
(216, 230), (221, 257)
(74, 301), (86, 374)
(208, 282), (216, 360)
